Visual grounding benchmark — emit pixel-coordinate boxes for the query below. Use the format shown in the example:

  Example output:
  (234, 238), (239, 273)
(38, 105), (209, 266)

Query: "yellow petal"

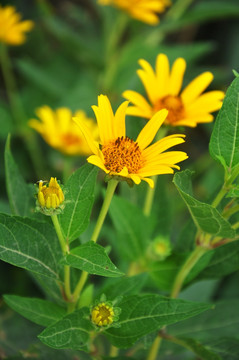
(138, 59), (159, 104)
(55, 107), (72, 133)
(129, 174), (141, 185)
(73, 117), (99, 155)
(176, 114), (214, 127)
(113, 101), (128, 138)
(142, 177), (154, 188)
(92, 95), (114, 145)
(123, 90), (153, 118)
(156, 53), (170, 97)
(168, 57), (186, 96)
(181, 72), (214, 104)
(136, 109), (168, 150)
(143, 134), (186, 159)
(87, 155), (109, 173)
(186, 90), (224, 114)
(38, 191), (45, 207)
(138, 165), (175, 177)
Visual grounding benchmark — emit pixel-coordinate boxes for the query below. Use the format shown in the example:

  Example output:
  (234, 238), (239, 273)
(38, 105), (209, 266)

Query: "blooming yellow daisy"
(29, 106), (99, 156)
(123, 53), (225, 127)
(0, 5), (34, 45)
(98, 0), (171, 25)
(73, 95), (188, 188)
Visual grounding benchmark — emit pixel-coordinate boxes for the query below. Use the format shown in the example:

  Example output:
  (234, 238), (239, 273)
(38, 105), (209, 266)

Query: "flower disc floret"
(91, 302), (114, 326)
(37, 177), (64, 215)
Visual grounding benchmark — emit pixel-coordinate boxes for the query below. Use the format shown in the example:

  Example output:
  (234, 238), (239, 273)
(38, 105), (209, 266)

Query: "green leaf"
(3, 295), (65, 327)
(173, 170), (236, 238)
(0, 213), (61, 280)
(209, 76), (239, 172)
(174, 337), (221, 360)
(105, 294), (212, 348)
(4, 135), (35, 217)
(38, 308), (94, 350)
(199, 242), (239, 279)
(205, 337), (239, 359)
(227, 185), (239, 198)
(109, 195), (152, 260)
(58, 164), (98, 243)
(62, 241), (124, 277)
(101, 274), (147, 300)
(170, 300), (239, 341)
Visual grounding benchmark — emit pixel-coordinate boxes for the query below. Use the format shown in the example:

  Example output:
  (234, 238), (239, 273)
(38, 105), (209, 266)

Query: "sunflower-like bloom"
(98, 0), (171, 25)
(73, 95), (188, 188)
(0, 5), (34, 45)
(29, 106), (99, 156)
(123, 54), (225, 127)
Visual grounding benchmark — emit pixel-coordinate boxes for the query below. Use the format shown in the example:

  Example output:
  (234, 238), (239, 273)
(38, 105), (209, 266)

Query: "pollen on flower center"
(154, 95), (185, 124)
(91, 303), (114, 326)
(102, 136), (143, 174)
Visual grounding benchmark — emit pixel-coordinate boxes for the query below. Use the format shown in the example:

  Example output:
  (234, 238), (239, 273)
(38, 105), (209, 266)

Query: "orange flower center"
(102, 136), (143, 174)
(154, 95), (185, 124)
(62, 133), (81, 146)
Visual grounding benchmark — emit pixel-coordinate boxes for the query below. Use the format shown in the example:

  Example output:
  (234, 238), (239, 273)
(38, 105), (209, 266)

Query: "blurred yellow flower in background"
(98, 0), (171, 25)
(0, 5), (34, 45)
(123, 53), (225, 127)
(73, 95), (188, 188)
(29, 106), (99, 156)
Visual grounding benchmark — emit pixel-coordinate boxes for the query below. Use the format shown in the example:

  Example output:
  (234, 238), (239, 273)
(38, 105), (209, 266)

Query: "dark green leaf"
(38, 308), (94, 350)
(205, 337), (239, 359)
(0, 213), (61, 280)
(4, 135), (35, 217)
(173, 336), (221, 360)
(62, 241), (124, 277)
(109, 195), (152, 260)
(209, 76), (239, 172)
(58, 164), (98, 243)
(3, 295), (65, 327)
(173, 170), (236, 238)
(105, 294), (212, 348)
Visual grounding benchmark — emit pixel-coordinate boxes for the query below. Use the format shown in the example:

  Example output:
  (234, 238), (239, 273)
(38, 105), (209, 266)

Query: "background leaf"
(3, 295), (65, 327)
(62, 241), (124, 277)
(58, 164), (98, 243)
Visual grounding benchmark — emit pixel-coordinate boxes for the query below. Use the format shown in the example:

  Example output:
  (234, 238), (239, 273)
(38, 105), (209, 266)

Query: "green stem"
(51, 214), (71, 301)
(62, 155), (74, 184)
(211, 184), (228, 208)
(223, 204), (239, 219)
(143, 127), (169, 217)
(170, 246), (207, 298)
(232, 222), (239, 230)
(166, 0), (195, 20)
(146, 336), (162, 360)
(72, 180), (118, 304)
(109, 345), (119, 357)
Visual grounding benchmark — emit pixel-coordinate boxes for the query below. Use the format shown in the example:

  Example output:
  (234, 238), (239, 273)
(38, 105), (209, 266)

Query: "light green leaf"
(3, 295), (65, 327)
(0, 213), (61, 280)
(38, 308), (94, 350)
(209, 76), (239, 172)
(227, 185), (239, 198)
(61, 241), (124, 277)
(109, 195), (152, 260)
(4, 135), (35, 217)
(173, 170), (236, 238)
(105, 294), (212, 348)
(58, 164), (98, 243)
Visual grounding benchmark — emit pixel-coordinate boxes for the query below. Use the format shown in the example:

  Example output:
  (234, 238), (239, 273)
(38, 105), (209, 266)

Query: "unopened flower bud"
(36, 177), (64, 215)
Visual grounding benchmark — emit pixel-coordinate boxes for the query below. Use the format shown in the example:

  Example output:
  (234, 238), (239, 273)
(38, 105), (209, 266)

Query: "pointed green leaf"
(109, 195), (152, 260)
(38, 308), (94, 350)
(173, 170), (236, 238)
(209, 76), (239, 172)
(0, 213), (61, 280)
(62, 241), (124, 277)
(105, 294), (212, 348)
(58, 164), (98, 243)
(3, 295), (65, 327)
(174, 337), (221, 360)
(4, 135), (35, 217)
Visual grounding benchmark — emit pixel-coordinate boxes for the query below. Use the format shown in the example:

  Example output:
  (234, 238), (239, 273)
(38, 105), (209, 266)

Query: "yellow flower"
(91, 302), (114, 326)
(29, 106), (98, 156)
(37, 177), (64, 213)
(73, 95), (188, 188)
(123, 53), (225, 127)
(0, 5), (34, 45)
(98, 0), (171, 25)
